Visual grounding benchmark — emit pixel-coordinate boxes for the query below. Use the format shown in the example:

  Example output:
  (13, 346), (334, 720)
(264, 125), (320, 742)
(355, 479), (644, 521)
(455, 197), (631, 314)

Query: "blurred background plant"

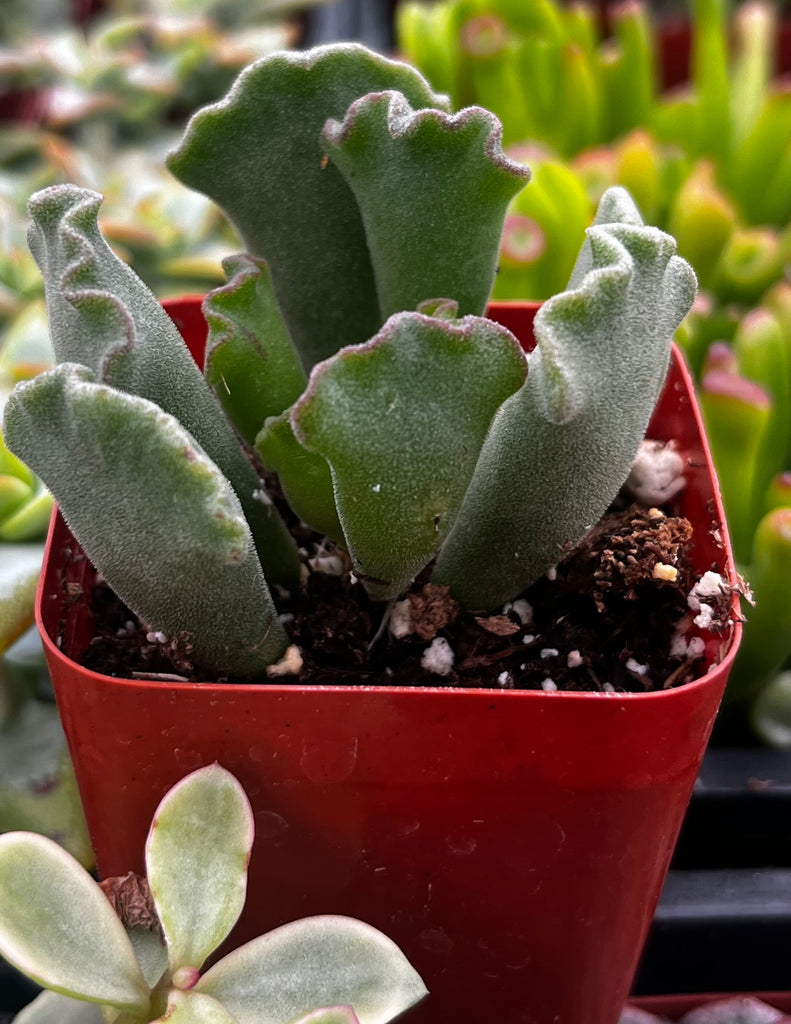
(397, 0), (791, 745)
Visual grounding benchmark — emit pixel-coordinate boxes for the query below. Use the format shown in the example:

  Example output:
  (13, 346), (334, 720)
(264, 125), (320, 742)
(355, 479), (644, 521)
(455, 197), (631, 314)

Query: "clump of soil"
(72, 501), (735, 694)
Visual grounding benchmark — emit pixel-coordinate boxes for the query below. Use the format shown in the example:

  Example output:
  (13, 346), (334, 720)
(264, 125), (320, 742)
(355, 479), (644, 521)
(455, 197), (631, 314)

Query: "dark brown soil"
(74, 501), (735, 694)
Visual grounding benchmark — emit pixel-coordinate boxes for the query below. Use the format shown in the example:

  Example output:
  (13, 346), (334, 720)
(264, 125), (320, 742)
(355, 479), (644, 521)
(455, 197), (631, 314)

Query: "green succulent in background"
(398, 0), (791, 739)
(0, 763), (427, 1024)
(0, 330), (90, 868)
(2, 43), (696, 682)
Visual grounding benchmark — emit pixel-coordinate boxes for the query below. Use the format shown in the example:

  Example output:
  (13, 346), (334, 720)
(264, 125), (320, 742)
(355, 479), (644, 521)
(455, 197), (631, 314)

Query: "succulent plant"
(2, 42), (696, 681)
(0, 763), (427, 1024)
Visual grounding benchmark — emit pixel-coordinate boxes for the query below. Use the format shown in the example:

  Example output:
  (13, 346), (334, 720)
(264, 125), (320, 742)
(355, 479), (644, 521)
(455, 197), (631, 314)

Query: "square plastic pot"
(36, 299), (743, 1024)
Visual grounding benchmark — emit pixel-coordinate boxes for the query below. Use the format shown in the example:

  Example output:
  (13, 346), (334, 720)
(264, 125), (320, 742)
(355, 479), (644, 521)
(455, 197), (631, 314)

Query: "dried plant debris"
(99, 872), (163, 938)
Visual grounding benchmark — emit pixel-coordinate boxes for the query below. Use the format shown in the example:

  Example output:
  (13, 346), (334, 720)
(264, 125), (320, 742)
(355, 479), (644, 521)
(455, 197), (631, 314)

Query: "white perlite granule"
(308, 553), (346, 576)
(567, 650), (583, 669)
(266, 645), (303, 678)
(688, 571), (725, 611)
(389, 599), (414, 639)
(541, 678), (557, 692)
(421, 637), (455, 676)
(540, 648), (559, 660)
(688, 571), (726, 631)
(625, 658), (648, 676)
(626, 439), (686, 506)
(504, 598), (533, 624)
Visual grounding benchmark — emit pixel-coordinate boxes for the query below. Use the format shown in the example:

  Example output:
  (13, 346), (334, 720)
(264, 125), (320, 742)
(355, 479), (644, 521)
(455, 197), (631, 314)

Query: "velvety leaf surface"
(13, 989), (105, 1024)
(203, 255), (307, 444)
(293, 311), (526, 600)
(195, 915), (427, 1024)
(434, 187), (697, 608)
(3, 365), (288, 677)
(146, 765), (254, 973)
(0, 833), (148, 1012)
(167, 44), (448, 368)
(322, 92), (529, 319)
(255, 413), (343, 543)
(151, 990), (240, 1024)
(26, 186), (299, 588)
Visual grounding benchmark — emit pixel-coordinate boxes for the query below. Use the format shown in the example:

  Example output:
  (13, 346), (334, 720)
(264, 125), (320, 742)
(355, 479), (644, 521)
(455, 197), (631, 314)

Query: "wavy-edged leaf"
(322, 91), (529, 320)
(146, 765), (253, 973)
(0, 833), (149, 1012)
(203, 255), (307, 445)
(151, 989), (240, 1024)
(293, 311), (526, 600)
(26, 186), (299, 588)
(196, 915), (427, 1024)
(434, 186), (697, 609)
(12, 989), (104, 1024)
(3, 365), (287, 677)
(168, 44), (448, 368)
(255, 412), (343, 544)
(0, 543), (43, 656)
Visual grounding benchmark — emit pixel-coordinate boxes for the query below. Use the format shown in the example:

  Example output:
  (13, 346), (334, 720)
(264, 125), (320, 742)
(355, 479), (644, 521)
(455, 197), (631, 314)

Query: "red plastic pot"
(37, 299), (742, 1024)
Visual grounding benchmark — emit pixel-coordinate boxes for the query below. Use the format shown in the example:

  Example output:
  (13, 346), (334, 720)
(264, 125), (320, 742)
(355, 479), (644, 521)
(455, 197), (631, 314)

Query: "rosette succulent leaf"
(0, 764), (427, 1024)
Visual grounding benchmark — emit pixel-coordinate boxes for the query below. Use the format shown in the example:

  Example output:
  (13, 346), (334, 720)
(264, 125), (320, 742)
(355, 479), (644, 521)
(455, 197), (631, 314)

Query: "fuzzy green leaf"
(168, 45), (448, 369)
(203, 255), (307, 445)
(146, 765), (254, 973)
(195, 915), (427, 1024)
(3, 365), (288, 677)
(293, 310), (526, 600)
(321, 91), (529, 320)
(26, 185), (299, 588)
(0, 833), (149, 1012)
(255, 412), (343, 544)
(434, 187), (697, 609)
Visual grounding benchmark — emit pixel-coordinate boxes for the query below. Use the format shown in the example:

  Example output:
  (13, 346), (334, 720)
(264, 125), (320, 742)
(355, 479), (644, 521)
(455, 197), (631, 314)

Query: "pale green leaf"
(196, 915), (427, 1024)
(168, 44), (448, 368)
(127, 928), (168, 990)
(203, 255), (307, 445)
(291, 1009), (360, 1024)
(13, 989), (104, 1024)
(150, 990), (240, 1024)
(293, 311), (526, 600)
(434, 186), (697, 608)
(0, 833), (149, 1012)
(3, 365), (288, 677)
(146, 765), (253, 972)
(322, 91), (529, 319)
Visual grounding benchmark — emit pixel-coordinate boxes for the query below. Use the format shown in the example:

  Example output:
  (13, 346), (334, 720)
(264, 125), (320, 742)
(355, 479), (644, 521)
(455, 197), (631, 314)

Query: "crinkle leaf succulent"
(2, 43), (697, 678)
